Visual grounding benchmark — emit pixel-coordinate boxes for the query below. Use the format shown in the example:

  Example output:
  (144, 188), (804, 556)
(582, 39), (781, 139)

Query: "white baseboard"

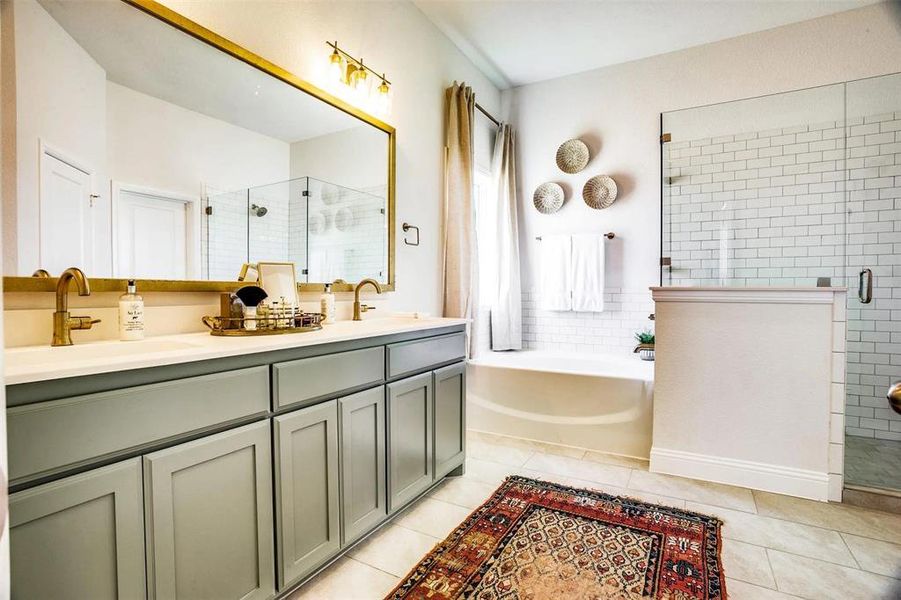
(650, 447), (830, 502)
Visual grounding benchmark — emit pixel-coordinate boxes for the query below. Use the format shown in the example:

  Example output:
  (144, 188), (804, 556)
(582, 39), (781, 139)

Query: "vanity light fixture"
(326, 41), (391, 116)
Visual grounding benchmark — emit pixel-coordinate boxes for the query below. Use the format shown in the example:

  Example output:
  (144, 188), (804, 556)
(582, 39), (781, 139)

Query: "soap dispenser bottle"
(320, 283), (336, 324)
(118, 279), (145, 341)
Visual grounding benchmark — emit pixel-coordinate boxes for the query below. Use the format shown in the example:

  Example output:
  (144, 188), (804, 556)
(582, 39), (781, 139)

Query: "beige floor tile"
(524, 439), (588, 459)
(841, 533), (901, 578)
(287, 557), (398, 600)
(461, 457), (521, 486)
(466, 438), (533, 467)
(629, 470), (757, 512)
(392, 497), (472, 539)
(725, 578), (799, 599)
(767, 549), (900, 600)
(348, 524), (439, 578)
(467, 430), (586, 459)
(428, 476), (498, 509)
(754, 490), (901, 544)
(721, 540), (777, 589)
(516, 467), (688, 509)
(522, 452), (633, 487)
(583, 450), (651, 471)
(685, 502), (857, 567)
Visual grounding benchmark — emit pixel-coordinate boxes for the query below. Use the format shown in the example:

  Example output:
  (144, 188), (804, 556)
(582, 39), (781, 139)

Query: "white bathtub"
(466, 351), (654, 459)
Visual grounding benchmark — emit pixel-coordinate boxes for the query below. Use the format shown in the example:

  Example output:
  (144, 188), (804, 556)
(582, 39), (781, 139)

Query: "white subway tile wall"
(663, 112), (901, 441)
(521, 288), (655, 355)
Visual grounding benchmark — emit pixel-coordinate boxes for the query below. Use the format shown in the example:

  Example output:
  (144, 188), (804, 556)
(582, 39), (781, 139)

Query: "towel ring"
(402, 222), (420, 246)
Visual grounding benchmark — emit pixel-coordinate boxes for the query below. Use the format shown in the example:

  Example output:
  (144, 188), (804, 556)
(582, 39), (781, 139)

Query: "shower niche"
(205, 176), (387, 285)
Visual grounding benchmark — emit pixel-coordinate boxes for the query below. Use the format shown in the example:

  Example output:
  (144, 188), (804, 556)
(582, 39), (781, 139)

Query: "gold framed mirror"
(2, 0), (395, 294)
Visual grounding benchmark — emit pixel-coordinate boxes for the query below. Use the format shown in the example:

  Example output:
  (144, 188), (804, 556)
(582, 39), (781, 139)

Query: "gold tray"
(202, 314), (323, 337)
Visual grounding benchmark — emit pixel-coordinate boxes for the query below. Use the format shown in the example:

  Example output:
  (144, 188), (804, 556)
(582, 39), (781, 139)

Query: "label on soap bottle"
(119, 301), (145, 340)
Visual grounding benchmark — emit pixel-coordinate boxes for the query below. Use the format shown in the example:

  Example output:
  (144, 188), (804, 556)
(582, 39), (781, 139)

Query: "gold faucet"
(52, 267), (100, 346)
(353, 278), (382, 321)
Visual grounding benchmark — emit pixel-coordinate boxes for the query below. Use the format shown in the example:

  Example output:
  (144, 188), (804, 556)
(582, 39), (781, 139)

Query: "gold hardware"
(202, 313), (322, 336)
(660, 133), (671, 143)
(5, 0), (397, 296)
(52, 267), (101, 346)
(888, 381), (901, 415)
(32, 269), (51, 278)
(326, 41), (391, 87)
(353, 278), (382, 321)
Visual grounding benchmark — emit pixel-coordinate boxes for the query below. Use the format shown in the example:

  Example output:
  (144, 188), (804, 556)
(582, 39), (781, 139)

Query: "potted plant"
(633, 331), (655, 361)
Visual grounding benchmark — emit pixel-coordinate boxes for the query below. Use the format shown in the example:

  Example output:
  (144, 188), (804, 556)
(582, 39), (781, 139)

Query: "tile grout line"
(763, 548), (788, 596)
(836, 531), (863, 570)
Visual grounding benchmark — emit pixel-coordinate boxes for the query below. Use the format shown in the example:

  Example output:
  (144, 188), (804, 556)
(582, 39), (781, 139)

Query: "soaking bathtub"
(466, 351), (654, 459)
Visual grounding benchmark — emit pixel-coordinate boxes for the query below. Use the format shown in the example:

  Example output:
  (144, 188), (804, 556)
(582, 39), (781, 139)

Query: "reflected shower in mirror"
(2, 0), (390, 286)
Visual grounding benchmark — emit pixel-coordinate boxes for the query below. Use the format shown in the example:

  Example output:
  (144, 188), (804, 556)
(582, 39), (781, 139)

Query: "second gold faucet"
(353, 278), (382, 321)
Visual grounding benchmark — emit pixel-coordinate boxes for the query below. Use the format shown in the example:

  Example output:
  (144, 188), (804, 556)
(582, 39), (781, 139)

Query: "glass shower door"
(660, 84), (846, 287)
(842, 73), (901, 493)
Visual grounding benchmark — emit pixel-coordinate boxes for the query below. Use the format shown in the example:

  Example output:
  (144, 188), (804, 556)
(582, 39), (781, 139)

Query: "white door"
(115, 189), (189, 279)
(39, 152), (93, 274)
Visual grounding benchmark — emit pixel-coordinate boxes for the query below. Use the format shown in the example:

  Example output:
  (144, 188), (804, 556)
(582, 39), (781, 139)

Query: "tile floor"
(845, 436), (901, 492)
(289, 431), (901, 600)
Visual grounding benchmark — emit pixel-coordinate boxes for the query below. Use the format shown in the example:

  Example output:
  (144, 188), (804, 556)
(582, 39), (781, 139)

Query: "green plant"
(634, 331), (655, 345)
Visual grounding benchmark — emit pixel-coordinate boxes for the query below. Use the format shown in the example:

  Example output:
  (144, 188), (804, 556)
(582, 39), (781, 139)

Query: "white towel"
(571, 234), (605, 312)
(538, 235), (572, 311)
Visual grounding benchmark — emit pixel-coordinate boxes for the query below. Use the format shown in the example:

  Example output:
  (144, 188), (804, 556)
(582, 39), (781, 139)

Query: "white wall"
(107, 81), (290, 199)
(8, 0), (107, 275)
(290, 126), (387, 192)
(651, 288), (847, 501)
(506, 2), (901, 352)
(160, 0), (501, 314)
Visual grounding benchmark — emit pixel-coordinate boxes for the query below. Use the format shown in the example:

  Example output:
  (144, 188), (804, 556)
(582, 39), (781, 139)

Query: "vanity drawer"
(8, 366), (269, 486)
(386, 333), (466, 379)
(273, 346), (384, 411)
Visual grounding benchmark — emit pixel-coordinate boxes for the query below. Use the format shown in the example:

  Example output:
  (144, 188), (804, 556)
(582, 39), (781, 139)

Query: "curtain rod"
(475, 102), (500, 127)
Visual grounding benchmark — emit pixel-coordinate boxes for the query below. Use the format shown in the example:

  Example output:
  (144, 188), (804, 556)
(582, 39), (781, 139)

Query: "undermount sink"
(5, 339), (202, 369)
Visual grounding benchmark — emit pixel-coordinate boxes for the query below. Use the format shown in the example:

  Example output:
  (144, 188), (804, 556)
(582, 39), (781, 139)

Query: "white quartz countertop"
(4, 316), (468, 386)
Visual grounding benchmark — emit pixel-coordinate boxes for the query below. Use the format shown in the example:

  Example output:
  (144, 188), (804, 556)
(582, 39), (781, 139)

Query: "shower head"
(250, 203), (268, 217)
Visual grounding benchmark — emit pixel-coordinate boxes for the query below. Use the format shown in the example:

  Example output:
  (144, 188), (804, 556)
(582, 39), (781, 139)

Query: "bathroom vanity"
(5, 318), (467, 599)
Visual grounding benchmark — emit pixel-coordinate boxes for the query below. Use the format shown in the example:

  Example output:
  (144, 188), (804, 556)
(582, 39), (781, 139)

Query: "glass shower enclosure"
(204, 176), (387, 284)
(661, 73), (901, 497)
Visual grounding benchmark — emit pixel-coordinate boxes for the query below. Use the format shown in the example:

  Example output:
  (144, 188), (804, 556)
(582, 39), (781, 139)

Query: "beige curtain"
(489, 124), (522, 350)
(443, 82), (478, 354)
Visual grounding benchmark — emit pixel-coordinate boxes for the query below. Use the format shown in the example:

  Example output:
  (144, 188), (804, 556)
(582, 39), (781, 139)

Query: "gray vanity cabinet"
(387, 372), (434, 512)
(274, 400), (341, 589)
(433, 362), (466, 479)
(339, 386), (387, 545)
(143, 420), (275, 600)
(9, 458), (146, 600)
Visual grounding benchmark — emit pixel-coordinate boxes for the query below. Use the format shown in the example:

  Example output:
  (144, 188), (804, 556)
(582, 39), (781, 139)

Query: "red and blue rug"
(388, 476), (726, 599)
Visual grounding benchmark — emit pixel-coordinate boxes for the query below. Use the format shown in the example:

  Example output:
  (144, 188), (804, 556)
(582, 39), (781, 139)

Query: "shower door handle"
(858, 268), (873, 304)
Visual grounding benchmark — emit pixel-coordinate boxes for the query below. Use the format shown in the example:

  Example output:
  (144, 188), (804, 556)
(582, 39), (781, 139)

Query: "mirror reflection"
(2, 0), (391, 285)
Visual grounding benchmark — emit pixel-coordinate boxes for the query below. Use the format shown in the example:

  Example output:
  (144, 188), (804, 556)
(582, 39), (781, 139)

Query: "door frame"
(37, 139), (97, 274)
(111, 181), (201, 279)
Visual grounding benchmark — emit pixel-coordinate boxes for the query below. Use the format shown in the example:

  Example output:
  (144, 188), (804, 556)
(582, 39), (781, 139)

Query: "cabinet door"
(387, 372), (434, 513)
(339, 387), (386, 545)
(274, 400), (340, 589)
(434, 362), (466, 479)
(144, 421), (275, 600)
(10, 458), (145, 600)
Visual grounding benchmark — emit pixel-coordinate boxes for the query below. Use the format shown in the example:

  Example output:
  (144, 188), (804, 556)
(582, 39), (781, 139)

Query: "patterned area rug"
(387, 476), (726, 599)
